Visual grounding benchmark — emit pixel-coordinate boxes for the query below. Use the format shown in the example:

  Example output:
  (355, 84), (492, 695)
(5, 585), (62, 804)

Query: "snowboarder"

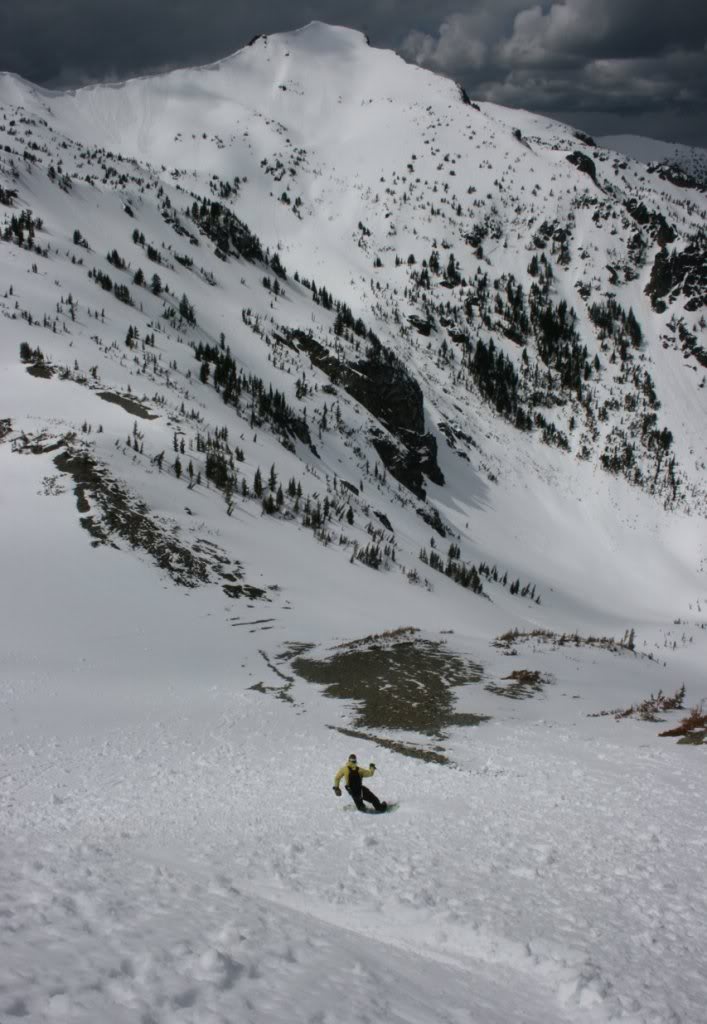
(333, 753), (387, 812)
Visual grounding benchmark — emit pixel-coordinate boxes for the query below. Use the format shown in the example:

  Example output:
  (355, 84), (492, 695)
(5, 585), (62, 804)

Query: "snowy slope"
(599, 133), (707, 184)
(2, 22), (707, 1024)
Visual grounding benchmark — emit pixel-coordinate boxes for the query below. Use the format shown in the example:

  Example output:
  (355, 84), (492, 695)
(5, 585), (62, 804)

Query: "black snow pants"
(347, 783), (382, 812)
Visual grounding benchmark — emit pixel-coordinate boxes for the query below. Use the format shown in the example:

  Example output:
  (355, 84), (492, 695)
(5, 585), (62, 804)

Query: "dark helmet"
(348, 753), (357, 763)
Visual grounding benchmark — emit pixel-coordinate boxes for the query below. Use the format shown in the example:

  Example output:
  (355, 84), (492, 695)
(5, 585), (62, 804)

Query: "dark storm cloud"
(400, 1), (707, 146)
(0, 1), (705, 146)
(0, 0), (429, 85)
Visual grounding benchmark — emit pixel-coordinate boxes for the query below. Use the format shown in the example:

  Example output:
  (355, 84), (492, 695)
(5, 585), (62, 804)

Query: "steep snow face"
(1, 20), (706, 629)
(2, 27), (707, 1023)
(1, 19), (706, 620)
(10, 23), (447, 164)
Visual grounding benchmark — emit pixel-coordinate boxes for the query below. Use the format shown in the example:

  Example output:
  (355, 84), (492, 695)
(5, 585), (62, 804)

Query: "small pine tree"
(179, 293), (196, 324)
(270, 252), (287, 279)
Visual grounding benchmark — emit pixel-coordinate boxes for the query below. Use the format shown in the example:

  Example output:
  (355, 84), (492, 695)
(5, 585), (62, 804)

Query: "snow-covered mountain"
(599, 133), (707, 188)
(2, 22), (706, 1024)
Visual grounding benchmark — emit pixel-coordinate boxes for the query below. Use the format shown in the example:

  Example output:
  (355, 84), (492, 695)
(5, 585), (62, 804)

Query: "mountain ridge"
(1, 21), (705, 630)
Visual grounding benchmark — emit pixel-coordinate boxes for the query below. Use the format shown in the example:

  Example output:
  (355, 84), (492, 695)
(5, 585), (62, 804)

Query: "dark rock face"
(370, 431), (443, 500)
(374, 510), (394, 532)
(343, 342), (445, 498)
(650, 162), (707, 193)
(408, 314), (435, 337)
(285, 329), (445, 498)
(348, 341), (424, 433)
(625, 200), (676, 246)
(416, 504), (447, 538)
(574, 130), (597, 148)
(283, 329), (337, 378)
(645, 236), (707, 312)
(566, 150), (597, 184)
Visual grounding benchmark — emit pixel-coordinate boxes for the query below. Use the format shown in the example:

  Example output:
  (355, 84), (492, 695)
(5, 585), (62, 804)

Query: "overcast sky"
(1, 1), (705, 147)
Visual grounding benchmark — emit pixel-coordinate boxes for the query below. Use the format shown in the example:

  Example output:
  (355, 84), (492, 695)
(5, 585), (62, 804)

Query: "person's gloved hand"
(369, 763), (376, 770)
(333, 786), (342, 796)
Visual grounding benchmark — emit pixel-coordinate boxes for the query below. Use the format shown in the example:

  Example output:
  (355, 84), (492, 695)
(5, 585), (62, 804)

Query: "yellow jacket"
(334, 762), (375, 788)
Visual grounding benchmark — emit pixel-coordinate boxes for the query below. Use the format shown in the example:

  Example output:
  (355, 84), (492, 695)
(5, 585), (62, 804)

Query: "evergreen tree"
(270, 252), (287, 279)
(179, 293), (196, 325)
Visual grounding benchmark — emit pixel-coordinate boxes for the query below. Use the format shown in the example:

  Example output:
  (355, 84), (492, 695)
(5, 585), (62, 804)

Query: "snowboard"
(344, 801), (399, 814)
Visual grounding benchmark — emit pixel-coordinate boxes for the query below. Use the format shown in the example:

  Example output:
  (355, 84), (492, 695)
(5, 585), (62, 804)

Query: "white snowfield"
(1, 21), (707, 1024)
